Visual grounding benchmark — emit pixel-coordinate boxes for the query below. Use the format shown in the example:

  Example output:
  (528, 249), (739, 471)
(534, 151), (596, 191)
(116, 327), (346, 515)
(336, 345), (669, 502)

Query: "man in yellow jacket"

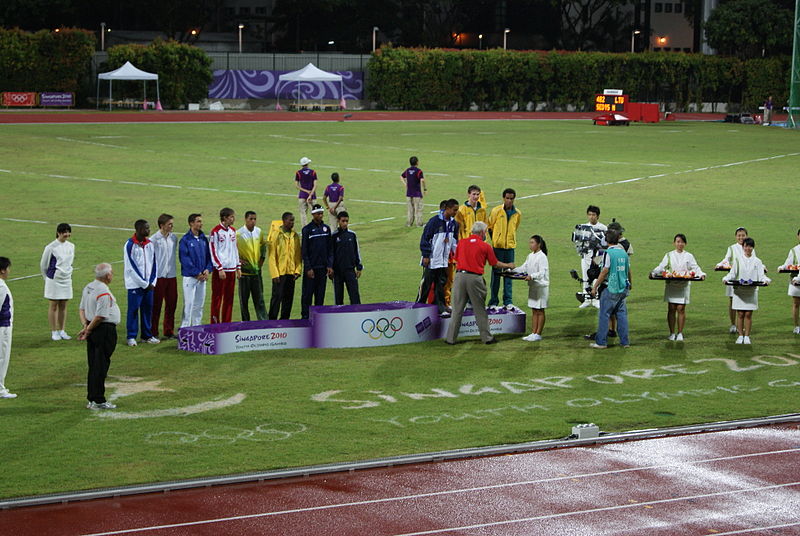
(267, 212), (302, 320)
(237, 211), (269, 321)
(446, 185), (487, 307)
(488, 188), (522, 312)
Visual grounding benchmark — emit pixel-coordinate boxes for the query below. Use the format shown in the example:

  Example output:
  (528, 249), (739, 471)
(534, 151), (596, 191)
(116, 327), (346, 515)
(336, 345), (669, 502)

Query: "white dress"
(718, 243), (755, 298)
(514, 250), (549, 309)
(651, 250), (705, 304)
(779, 244), (800, 298)
(40, 239), (74, 300)
(722, 255), (770, 311)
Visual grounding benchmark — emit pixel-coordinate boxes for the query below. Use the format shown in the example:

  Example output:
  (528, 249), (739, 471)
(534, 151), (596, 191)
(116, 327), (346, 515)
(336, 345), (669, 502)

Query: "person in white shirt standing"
(777, 228), (800, 334)
(0, 257), (17, 399)
(514, 235), (549, 342)
(40, 223), (74, 341)
(123, 220), (159, 347)
(572, 205), (606, 309)
(179, 214), (213, 327)
(722, 237), (770, 344)
(209, 207), (241, 324)
(150, 214), (178, 339)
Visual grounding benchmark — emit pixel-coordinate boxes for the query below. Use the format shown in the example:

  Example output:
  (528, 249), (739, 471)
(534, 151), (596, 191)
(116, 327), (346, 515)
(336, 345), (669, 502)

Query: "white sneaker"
(729, 325), (738, 334)
(87, 401), (117, 410)
(59, 330), (71, 340)
(743, 336), (751, 344)
(1, 392), (17, 399)
(794, 326), (800, 334)
(675, 333), (684, 341)
(51, 331), (61, 341)
(532, 334), (542, 341)
(667, 333), (676, 341)
(505, 304), (523, 313)
(735, 335), (744, 344)
(127, 338), (137, 347)
(579, 300), (592, 309)
(522, 333), (537, 341)
(144, 337), (161, 344)
(592, 300), (600, 309)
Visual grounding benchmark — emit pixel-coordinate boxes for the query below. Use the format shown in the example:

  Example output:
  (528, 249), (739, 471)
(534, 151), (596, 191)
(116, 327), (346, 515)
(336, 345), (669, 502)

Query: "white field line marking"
(704, 522), (800, 535)
(516, 152), (800, 201)
(55, 136), (126, 149)
(391, 482), (800, 536)
(79, 448), (800, 536)
(0, 168), (435, 207)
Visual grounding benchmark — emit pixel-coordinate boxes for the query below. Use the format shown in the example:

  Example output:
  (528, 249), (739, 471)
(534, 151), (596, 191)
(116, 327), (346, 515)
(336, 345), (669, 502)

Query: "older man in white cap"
(295, 157), (318, 227)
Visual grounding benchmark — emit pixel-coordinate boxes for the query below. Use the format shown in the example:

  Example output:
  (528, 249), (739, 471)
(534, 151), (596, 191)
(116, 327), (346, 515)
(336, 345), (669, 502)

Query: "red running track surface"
(2, 424), (799, 535)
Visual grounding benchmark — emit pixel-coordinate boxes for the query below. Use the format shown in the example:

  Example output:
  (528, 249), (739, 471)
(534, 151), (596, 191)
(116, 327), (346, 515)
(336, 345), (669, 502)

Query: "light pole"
(372, 26), (379, 52)
(238, 24), (244, 53)
(503, 28), (510, 50)
(631, 29), (640, 53)
(478, 33), (483, 50)
(100, 22), (106, 51)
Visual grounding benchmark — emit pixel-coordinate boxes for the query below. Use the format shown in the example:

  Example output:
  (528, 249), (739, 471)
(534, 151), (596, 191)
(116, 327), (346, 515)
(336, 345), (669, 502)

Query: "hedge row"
(0, 28), (95, 93)
(367, 46), (790, 112)
(105, 40), (213, 109)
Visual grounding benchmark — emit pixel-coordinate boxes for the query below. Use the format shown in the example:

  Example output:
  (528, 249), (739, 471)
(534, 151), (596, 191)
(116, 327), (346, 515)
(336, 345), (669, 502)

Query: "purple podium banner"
(208, 70), (364, 100)
(178, 301), (525, 355)
(39, 92), (74, 107)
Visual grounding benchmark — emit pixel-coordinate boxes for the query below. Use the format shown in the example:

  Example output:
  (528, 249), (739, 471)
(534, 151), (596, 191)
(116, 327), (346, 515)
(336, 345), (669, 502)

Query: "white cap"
(299, 157), (311, 166)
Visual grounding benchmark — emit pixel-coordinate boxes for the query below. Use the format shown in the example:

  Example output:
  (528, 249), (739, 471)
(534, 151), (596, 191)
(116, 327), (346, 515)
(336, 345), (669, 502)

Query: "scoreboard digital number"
(594, 94), (628, 112)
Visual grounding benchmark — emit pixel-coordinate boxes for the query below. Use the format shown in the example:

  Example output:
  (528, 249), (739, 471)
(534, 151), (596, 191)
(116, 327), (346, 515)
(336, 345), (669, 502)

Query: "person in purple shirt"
(295, 156), (318, 227)
(401, 155), (426, 227)
(323, 172), (346, 228)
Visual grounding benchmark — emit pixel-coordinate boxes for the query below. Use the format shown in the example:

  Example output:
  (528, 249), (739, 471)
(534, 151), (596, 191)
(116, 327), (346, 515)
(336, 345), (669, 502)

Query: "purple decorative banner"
(39, 92), (74, 107)
(208, 70), (364, 100)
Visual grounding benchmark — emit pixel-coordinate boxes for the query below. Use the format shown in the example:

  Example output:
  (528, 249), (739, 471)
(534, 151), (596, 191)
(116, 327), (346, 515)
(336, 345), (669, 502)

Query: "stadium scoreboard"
(594, 90), (628, 112)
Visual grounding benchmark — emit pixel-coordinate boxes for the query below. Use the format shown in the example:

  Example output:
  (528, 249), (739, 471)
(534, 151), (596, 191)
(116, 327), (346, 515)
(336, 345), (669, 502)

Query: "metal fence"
(206, 53), (370, 72)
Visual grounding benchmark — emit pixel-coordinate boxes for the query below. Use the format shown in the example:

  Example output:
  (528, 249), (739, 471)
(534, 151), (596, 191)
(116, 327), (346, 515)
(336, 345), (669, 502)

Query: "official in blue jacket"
(332, 211), (363, 305)
(301, 205), (333, 319)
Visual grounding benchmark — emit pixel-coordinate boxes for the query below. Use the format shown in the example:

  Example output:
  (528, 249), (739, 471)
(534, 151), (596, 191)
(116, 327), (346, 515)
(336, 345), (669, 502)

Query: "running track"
(2, 424), (798, 535)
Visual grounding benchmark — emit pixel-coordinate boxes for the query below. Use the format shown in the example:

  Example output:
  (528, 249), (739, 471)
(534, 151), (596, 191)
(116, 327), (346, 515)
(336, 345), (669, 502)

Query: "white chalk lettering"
(310, 390), (380, 410)
(586, 374), (625, 384)
(620, 369), (675, 380)
(751, 355), (798, 366)
(768, 379), (800, 387)
(660, 364), (708, 375)
(692, 358), (762, 372)
(566, 398), (602, 407)
(401, 389), (459, 400)
(459, 384), (503, 395)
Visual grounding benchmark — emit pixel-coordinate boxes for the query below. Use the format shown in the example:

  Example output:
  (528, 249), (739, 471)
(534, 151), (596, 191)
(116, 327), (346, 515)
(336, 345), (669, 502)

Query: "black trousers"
(87, 322), (117, 403)
(239, 273), (267, 321)
(268, 275), (296, 320)
(417, 266), (448, 314)
(301, 268), (328, 319)
(334, 269), (361, 305)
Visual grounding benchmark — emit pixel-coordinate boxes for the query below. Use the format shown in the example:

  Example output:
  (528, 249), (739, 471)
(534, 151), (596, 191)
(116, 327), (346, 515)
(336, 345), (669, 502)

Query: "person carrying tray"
(777, 228), (800, 334)
(512, 235), (549, 342)
(650, 233), (705, 341)
(722, 237), (770, 345)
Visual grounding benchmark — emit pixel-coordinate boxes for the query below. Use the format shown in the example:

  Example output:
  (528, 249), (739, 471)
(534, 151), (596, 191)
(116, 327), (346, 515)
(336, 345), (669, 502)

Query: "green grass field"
(1, 117), (799, 499)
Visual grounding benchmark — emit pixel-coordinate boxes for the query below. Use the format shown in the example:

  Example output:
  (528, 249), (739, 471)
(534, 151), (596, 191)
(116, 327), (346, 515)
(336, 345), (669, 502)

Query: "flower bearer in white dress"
(722, 237), (770, 344)
(514, 235), (549, 342)
(776, 229), (800, 334)
(40, 223), (75, 341)
(651, 234), (705, 341)
(715, 227), (751, 334)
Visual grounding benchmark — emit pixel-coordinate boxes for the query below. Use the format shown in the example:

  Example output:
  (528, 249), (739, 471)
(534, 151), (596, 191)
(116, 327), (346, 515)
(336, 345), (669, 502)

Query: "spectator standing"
(590, 229), (631, 349)
(209, 208), (241, 324)
(488, 188), (522, 313)
(401, 156), (426, 227)
(445, 221), (514, 345)
(236, 210), (268, 321)
(331, 211), (363, 305)
(301, 205), (333, 319)
(40, 223), (74, 341)
(150, 214), (178, 339)
(763, 95), (773, 126)
(268, 212), (302, 320)
(123, 220), (159, 346)
(572, 205), (607, 309)
(417, 199), (459, 317)
(296, 157), (318, 227)
(0, 257), (16, 399)
(179, 213), (213, 327)
(323, 172), (346, 228)
(77, 263), (120, 409)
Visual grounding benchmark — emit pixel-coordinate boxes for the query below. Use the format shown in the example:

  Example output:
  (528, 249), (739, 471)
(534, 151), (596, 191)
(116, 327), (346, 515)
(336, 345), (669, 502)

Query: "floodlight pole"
(479, 34), (483, 50)
(238, 24), (244, 53)
(789, 0), (800, 128)
(372, 26), (379, 52)
(631, 30), (641, 53)
(503, 28), (510, 50)
(100, 22), (106, 51)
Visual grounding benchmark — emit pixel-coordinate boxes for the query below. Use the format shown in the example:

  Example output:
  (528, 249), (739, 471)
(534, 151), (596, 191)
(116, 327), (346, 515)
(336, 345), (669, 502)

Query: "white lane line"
(79, 448), (800, 536)
(391, 482), (800, 536)
(704, 522), (800, 535)
(515, 152), (800, 201)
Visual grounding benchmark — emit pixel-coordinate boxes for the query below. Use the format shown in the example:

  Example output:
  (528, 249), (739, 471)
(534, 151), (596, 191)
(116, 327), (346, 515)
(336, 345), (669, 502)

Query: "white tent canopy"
(276, 63), (345, 110)
(96, 61), (160, 110)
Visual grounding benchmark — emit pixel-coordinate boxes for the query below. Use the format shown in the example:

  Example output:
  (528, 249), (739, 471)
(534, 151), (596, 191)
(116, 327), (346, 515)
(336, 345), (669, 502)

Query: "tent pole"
(144, 81), (147, 109)
(109, 80), (112, 111)
(96, 77), (99, 109)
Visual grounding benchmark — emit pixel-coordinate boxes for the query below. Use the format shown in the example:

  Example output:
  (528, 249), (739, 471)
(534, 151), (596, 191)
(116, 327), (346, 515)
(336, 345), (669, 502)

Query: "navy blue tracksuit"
(301, 220), (333, 319)
(332, 228), (363, 305)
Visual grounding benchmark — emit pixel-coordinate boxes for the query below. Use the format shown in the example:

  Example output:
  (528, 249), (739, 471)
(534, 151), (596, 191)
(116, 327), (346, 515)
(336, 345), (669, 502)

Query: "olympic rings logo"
(361, 316), (404, 339)
(10, 94), (30, 103)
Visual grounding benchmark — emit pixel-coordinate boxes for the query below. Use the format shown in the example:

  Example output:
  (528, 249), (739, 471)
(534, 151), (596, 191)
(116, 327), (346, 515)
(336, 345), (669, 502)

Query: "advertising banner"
(2, 92), (37, 107)
(39, 92), (74, 107)
(438, 309), (527, 338)
(178, 319), (311, 355)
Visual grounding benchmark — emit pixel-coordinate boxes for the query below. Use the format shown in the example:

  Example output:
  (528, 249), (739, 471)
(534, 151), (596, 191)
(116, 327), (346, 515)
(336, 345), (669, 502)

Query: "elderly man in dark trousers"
(446, 221), (514, 345)
(78, 263), (121, 410)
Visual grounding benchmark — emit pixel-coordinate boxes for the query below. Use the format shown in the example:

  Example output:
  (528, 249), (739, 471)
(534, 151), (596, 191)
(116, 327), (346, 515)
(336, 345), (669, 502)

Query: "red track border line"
(0, 110), (735, 124)
(1, 412), (798, 510)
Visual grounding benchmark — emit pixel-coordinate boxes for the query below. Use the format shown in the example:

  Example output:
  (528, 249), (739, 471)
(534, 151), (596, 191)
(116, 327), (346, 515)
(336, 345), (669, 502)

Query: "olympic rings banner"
(178, 302), (525, 354)
(2, 92), (37, 107)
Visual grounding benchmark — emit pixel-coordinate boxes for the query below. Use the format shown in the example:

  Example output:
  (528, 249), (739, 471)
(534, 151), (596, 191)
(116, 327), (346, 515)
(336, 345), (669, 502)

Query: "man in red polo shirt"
(446, 221), (514, 345)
